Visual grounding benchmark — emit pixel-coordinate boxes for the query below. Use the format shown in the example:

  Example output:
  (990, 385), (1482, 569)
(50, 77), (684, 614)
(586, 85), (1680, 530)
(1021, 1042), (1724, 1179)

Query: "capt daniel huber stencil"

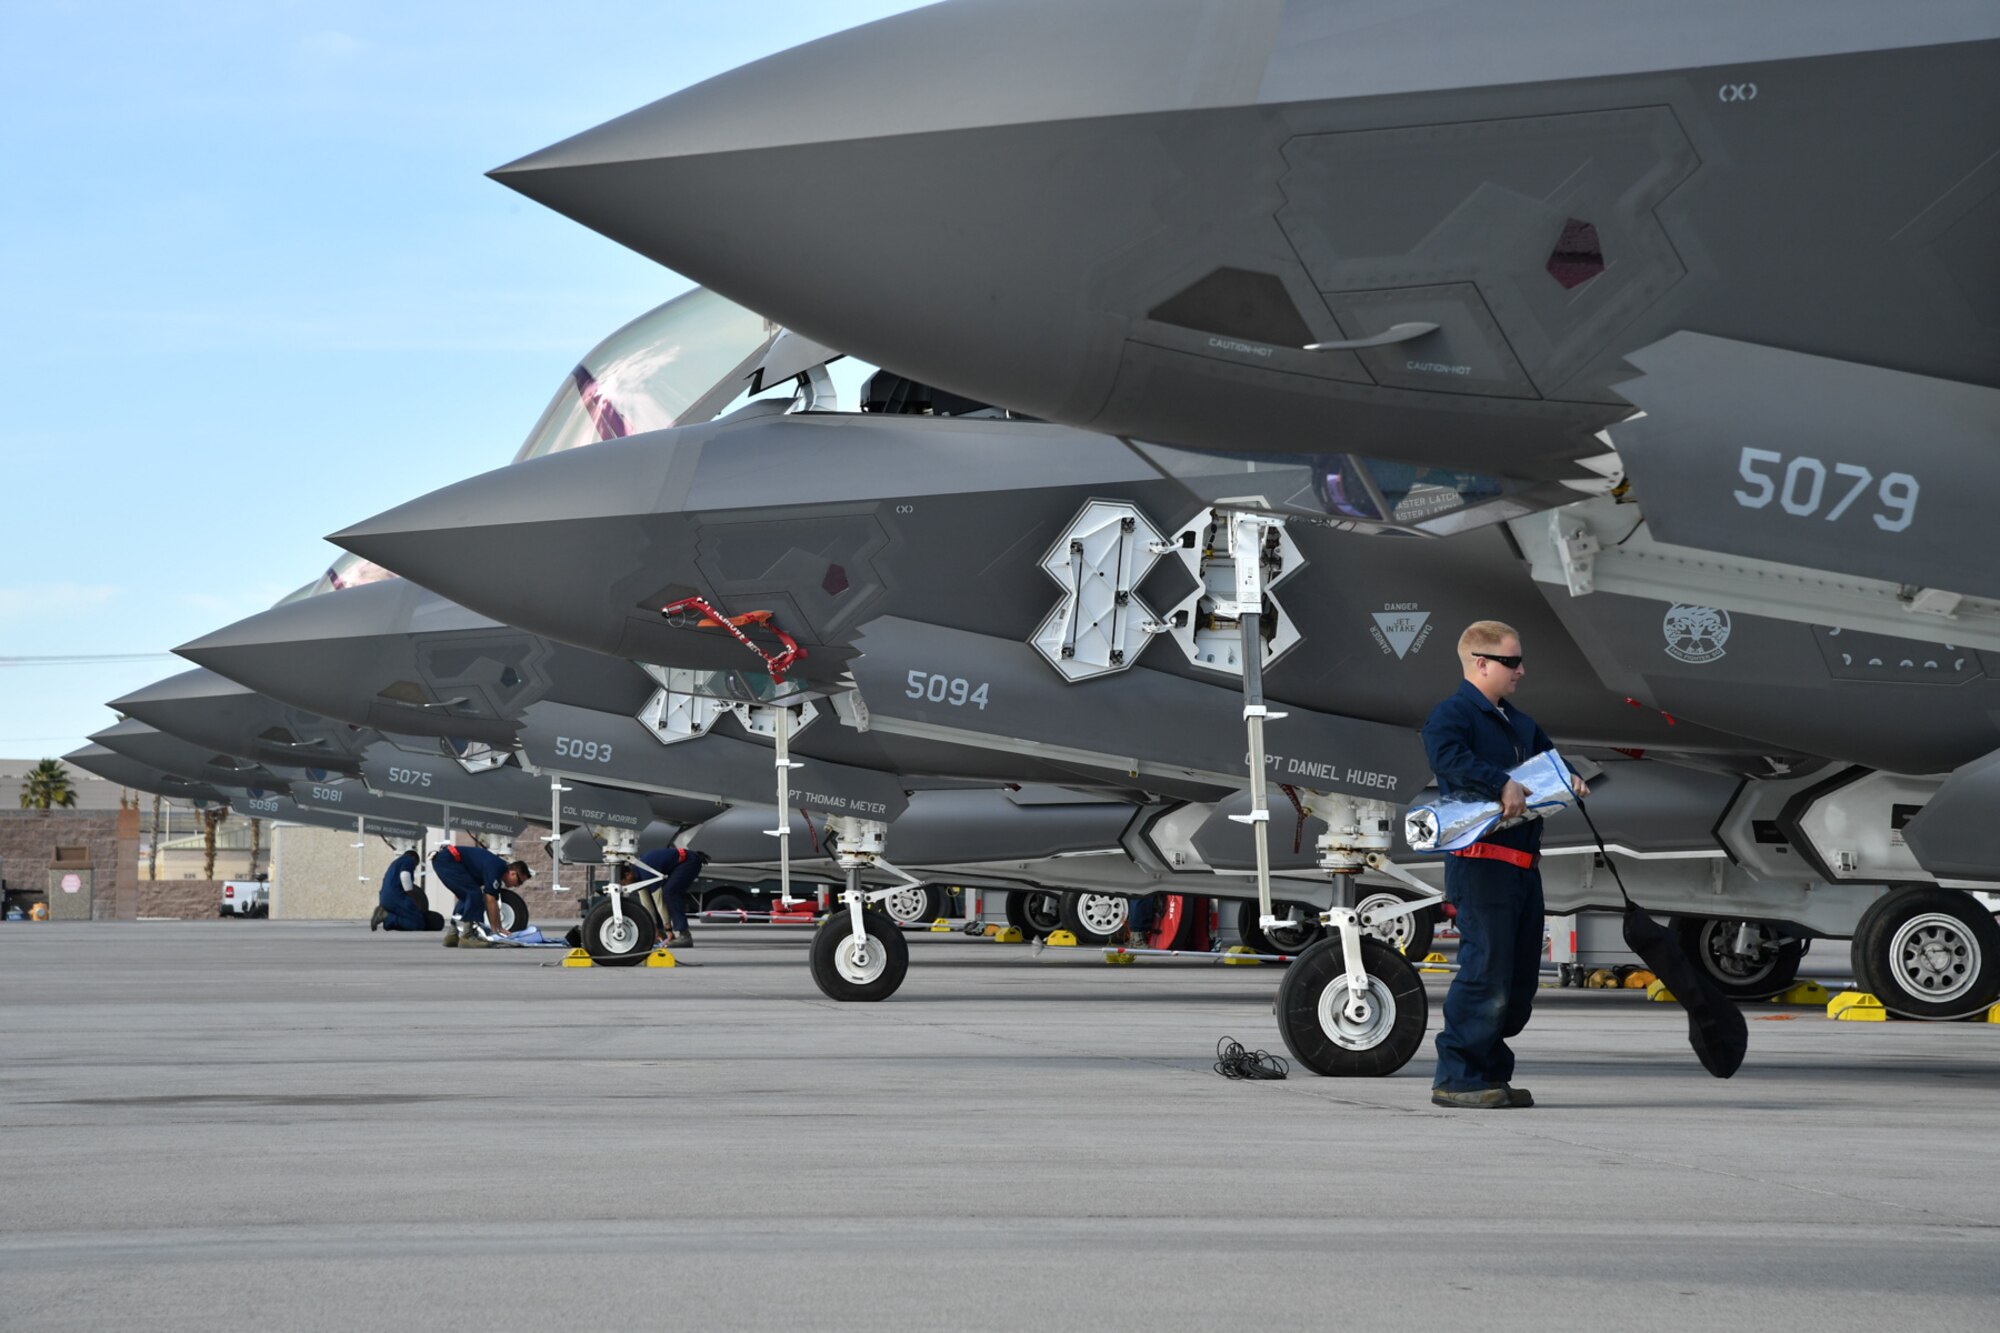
(1370, 605), (1433, 659)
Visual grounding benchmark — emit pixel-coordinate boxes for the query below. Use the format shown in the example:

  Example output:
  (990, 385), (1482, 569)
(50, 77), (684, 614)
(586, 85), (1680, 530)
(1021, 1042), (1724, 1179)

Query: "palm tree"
(19, 758), (78, 813)
(197, 804), (230, 881)
(149, 793), (163, 879)
(248, 817), (263, 877)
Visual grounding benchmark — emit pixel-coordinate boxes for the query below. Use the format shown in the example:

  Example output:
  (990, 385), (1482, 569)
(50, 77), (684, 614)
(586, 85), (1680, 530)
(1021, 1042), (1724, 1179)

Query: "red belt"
(1451, 843), (1537, 870)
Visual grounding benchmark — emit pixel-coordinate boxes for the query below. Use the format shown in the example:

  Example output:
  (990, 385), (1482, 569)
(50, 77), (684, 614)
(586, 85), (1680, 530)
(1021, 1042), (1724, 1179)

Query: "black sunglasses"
(1474, 652), (1523, 669)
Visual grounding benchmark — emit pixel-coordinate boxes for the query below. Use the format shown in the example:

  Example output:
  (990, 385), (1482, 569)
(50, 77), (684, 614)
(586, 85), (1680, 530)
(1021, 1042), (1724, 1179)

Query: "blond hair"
(1457, 620), (1519, 671)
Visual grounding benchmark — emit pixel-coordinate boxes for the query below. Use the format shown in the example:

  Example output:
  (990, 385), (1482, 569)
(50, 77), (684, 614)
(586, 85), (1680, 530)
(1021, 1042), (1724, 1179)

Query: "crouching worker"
(370, 847), (442, 932)
(621, 844), (709, 949)
(431, 842), (531, 949)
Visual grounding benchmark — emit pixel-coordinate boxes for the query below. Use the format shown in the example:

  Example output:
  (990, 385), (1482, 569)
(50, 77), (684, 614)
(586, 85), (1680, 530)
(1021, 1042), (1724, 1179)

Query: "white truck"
(219, 880), (270, 918)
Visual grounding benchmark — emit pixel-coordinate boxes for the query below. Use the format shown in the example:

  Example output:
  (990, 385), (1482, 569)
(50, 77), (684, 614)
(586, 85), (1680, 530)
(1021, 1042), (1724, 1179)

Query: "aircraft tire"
(706, 889), (751, 913)
(496, 888), (531, 934)
(1851, 886), (2000, 1020)
(1673, 916), (1803, 1000)
(581, 898), (656, 967)
(1236, 898), (1325, 957)
(1275, 935), (1428, 1077)
(1004, 890), (1063, 938)
(1058, 891), (1128, 944)
(808, 910), (909, 1002)
(879, 884), (942, 930)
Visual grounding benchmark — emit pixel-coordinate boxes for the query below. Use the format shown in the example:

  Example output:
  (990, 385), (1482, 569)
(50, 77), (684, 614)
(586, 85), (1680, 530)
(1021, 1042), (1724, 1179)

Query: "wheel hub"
(1702, 920), (1780, 982)
(1315, 974), (1397, 1051)
(1889, 913), (1978, 1002)
(836, 935), (887, 986)
(1354, 893), (1413, 952)
(883, 888), (928, 923)
(602, 915), (641, 952)
(1077, 894), (1127, 935)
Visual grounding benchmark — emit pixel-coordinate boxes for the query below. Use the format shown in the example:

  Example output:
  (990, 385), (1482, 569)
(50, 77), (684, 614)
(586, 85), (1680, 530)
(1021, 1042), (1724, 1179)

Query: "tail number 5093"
(906, 671), (989, 710)
(554, 736), (613, 763)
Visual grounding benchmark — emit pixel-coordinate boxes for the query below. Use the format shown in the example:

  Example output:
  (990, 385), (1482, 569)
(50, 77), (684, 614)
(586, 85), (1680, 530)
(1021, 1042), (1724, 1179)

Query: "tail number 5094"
(906, 671), (989, 710)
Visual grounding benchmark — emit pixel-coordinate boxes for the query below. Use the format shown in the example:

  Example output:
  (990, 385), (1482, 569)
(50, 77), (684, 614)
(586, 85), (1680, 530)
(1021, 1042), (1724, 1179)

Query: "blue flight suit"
(1422, 679), (1555, 1093)
(376, 850), (429, 931)
(631, 846), (708, 935)
(431, 844), (509, 924)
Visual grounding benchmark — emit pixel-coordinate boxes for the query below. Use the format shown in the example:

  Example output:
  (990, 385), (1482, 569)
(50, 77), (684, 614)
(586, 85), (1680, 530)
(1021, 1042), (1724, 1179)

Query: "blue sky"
(0, 0), (924, 760)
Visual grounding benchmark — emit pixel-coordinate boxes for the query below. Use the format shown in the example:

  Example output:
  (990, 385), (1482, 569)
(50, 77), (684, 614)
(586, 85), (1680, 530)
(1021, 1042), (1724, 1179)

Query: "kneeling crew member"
(1423, 620), (1586, 1110)
(431, 842), (531, 948)
(621, 844), (709, 949)
(371, 847), (440, 932)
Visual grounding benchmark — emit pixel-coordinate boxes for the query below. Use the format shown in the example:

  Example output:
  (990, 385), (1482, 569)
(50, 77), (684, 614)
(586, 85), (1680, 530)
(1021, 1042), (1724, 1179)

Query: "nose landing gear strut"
(807, 817), (918, 1001)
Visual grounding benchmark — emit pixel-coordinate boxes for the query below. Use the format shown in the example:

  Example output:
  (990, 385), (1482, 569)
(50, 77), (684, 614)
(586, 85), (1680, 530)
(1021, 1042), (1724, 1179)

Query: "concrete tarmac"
(1, 920), (1995, 1331)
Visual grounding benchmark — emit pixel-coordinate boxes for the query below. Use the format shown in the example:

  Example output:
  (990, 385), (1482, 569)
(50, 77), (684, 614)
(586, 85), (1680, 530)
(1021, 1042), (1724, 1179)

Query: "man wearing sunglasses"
(1421, 620), (1587, 1109)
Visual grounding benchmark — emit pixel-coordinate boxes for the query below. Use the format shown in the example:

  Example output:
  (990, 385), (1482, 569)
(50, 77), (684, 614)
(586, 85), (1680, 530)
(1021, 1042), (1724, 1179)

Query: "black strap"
(1573, 797), (1635, 910)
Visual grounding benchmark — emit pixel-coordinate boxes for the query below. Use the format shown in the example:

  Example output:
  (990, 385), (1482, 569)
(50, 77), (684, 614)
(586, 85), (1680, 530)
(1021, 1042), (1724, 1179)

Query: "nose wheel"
(580, 895), (657, 967)
(1275, 935), (1429, 1076)
(809, 904), (911, 1001)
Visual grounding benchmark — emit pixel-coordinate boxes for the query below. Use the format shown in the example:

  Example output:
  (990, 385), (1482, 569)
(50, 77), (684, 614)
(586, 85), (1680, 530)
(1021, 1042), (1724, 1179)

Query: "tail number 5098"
(906, 671), (989, 710)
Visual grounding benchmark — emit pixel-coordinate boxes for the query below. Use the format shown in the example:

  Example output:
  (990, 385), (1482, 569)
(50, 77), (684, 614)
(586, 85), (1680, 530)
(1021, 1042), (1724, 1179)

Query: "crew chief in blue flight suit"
(621, 844), (709, 948)
(431, 842), (532, 948)
(1422, 620), (1586, 1110)
(371, 847), (439, 932)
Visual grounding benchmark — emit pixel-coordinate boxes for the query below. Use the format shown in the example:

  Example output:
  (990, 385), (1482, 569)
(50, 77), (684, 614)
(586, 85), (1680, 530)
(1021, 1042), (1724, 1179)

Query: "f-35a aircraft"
(376, 0), (1998, 1067)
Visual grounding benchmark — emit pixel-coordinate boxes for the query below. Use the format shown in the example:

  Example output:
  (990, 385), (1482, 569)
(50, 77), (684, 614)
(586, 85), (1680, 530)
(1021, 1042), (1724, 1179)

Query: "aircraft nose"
(328, 438), (691, 662)
(176, 582), (525, 744)
(489, 0), (1285, 428)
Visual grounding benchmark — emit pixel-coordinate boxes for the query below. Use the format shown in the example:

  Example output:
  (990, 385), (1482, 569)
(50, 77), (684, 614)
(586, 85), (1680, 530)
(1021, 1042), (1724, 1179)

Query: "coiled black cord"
(1214, 1036), (1289, 1080)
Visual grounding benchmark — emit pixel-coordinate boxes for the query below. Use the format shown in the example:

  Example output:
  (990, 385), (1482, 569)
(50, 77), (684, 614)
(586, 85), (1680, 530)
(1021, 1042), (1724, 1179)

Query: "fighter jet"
(487, 0), (2000, 489)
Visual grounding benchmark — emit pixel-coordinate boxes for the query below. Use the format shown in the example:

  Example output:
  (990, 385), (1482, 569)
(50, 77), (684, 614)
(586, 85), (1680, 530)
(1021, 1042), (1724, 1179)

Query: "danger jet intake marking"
(1371, 605), (1433, 660)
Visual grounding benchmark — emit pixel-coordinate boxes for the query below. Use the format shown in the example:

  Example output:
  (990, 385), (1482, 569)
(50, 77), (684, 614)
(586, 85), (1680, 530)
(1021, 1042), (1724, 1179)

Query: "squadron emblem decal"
(1663, 604), (1731, 665)
(1370, 605), (1432, 660)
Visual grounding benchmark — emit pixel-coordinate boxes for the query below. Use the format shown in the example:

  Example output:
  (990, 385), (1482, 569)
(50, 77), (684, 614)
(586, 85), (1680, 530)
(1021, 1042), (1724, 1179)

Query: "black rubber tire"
(581, 898), (657, 967)
(1004, 890), (1063, 938)
(1236, 898), (1327, 956)
(1673, 916), (1804, 1001)
(1850, 886), (2000, 1020)
(879, 884), (943, 930)
(1058, 891), (1129, 944)
(496, 888), (531, 934)
(808, 909), (910, 1002)
(1275, 935), (1429, 1077)
(701, 889), (751, 917)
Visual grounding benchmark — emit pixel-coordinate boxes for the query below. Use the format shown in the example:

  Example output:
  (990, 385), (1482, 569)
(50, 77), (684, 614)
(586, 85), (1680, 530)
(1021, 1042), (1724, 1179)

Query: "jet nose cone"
(330, 432), (730, 666)
(66, 744), (228, 805)
(177, 581), (526, 744)
(490, 0), (1284, 427)
(109, 669), (366, 775)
